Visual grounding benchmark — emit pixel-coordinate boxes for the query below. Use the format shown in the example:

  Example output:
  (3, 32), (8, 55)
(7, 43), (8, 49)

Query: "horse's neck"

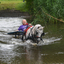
(32, 26), (36, 35)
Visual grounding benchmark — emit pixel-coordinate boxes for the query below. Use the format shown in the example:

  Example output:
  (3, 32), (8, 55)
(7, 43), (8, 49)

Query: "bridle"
(28, 25), (44, 43)
(33, 30), (42, 38)
(28, 26), (44, 39)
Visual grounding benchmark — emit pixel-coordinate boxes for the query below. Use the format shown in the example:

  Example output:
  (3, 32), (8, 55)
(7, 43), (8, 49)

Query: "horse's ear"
(42, 27), (44, 29)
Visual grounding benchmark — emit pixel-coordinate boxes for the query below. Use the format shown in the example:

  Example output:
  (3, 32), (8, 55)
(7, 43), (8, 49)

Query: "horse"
(22, 24), (45, 44)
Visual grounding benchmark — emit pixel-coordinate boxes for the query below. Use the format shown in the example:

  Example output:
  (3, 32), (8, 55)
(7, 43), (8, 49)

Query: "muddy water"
(0, 17), (64, 64)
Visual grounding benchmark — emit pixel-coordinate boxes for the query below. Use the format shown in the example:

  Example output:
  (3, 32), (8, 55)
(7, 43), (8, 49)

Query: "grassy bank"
(0, 1), (28, 12)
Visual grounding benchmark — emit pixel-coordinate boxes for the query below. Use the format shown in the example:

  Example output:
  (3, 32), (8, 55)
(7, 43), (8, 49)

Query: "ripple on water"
(0, 17), (63, 64)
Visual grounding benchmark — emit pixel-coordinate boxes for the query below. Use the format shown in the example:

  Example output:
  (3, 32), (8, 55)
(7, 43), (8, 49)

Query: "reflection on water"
(0, 17), (64, 64)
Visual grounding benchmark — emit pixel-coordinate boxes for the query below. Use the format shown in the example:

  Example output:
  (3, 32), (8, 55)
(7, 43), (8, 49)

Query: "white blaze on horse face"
(37, 30), (43, 37)
(37, 26), (43, 37)
(36, 26), (44, 41)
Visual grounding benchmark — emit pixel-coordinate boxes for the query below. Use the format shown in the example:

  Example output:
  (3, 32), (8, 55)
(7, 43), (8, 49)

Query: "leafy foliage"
(0, 0), (23, 1)
(26, 0), (64, 24)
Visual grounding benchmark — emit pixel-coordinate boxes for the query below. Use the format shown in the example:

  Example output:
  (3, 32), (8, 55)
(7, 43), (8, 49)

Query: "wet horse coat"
(22, 24), (44, 43)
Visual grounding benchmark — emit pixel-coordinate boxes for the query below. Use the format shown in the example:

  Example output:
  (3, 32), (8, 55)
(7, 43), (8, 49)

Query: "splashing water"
(0, 17), (63, 64)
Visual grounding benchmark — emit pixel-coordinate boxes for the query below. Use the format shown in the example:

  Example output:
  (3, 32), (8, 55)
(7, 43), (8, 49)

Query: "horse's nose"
(36, 32), (38, 35)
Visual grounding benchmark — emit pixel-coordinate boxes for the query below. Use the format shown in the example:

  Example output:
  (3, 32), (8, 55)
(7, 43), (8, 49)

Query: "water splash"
(0, 17), (63, 64)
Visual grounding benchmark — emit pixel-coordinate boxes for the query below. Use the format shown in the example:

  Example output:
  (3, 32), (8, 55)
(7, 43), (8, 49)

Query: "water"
(0, 17), (64, 64)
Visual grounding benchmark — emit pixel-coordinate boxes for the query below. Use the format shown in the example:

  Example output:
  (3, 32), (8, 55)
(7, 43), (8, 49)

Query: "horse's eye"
(38, 27), (40, 29)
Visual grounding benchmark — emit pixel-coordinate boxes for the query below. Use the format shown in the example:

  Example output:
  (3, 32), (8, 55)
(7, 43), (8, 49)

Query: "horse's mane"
(32, 24), (41, 35)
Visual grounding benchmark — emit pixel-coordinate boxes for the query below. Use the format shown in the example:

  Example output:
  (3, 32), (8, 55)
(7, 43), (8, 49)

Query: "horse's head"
(32, 24), (44, 43)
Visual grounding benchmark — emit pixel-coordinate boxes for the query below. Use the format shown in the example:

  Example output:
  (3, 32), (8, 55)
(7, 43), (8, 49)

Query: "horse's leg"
(21, 32), (26, 42)
(21, 35), (24, 42)
(33, 37), (39, 44)
(40, 36), (44, 43)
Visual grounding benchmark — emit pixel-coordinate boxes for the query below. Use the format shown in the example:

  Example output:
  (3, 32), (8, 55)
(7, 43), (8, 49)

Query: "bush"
(26, 0), (64, 24)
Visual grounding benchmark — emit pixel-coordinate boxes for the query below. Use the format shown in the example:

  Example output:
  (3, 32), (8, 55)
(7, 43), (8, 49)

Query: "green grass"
(15, 2), (28, 12)
(0, 1), (28, 12)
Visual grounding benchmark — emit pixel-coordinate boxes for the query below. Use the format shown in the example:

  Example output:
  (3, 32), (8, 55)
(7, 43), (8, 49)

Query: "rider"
(17, 19), (31, 31)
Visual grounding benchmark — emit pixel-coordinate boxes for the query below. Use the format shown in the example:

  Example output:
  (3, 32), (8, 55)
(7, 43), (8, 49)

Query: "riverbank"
(0, 1), (30, 17)
(0, 9), (30, 17)
(0, 1), (27, 12)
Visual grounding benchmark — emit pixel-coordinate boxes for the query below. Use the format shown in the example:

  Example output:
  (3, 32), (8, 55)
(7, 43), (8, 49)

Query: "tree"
(26, 0), (64, 24)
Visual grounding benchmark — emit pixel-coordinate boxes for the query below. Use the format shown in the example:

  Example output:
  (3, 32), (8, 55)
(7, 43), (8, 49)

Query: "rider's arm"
(18, 25), (22, 31)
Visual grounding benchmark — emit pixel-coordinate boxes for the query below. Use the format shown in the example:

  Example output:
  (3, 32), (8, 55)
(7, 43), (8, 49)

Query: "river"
(0, 17), (64, 64)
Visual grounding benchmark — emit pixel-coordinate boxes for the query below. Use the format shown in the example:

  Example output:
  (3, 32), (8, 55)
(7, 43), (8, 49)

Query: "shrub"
(26, 0), (64, 24)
